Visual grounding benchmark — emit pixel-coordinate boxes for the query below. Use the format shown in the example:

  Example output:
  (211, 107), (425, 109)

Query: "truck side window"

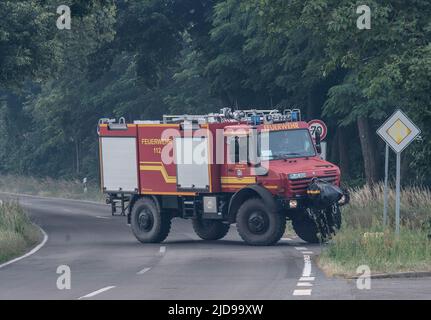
(227, 135), (248, 164)
(235, 137), (240, 163)
(236, 136), (248, 163)
(227, 136), (235, 164)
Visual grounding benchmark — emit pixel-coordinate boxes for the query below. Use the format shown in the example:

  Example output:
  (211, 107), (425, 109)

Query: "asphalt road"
(0, 193), (430, 300)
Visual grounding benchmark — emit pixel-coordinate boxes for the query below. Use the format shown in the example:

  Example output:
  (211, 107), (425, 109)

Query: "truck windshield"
(259, 129), (316, 160)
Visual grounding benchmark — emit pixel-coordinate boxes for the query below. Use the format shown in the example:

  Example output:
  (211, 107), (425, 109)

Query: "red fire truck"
(98, 108), (348, 246)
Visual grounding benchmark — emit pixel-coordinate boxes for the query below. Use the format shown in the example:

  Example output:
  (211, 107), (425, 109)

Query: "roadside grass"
(0, 174), (104, 202)
(0, 201), (42, 264)
(319, 184), (431, 276)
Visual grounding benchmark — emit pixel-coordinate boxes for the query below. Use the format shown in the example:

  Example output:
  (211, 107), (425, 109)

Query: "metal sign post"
(377, 110), (421, 236)
(395, 152), (401, 234)
(383, 144), (389, 227)
(320, 141), (327, 160)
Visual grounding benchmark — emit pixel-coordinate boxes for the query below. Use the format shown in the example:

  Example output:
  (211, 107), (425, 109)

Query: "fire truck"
(98, 108), (348, 246)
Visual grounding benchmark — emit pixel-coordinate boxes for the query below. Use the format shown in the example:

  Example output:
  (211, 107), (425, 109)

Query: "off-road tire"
(192, 218), (230, 240)
(131, 197), (171, 243)
(236, 198), (286, 246)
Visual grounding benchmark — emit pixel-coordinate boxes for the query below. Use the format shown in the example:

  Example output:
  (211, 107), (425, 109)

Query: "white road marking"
(159, 246), (166, 254)
(297, 282), (313, 287)
(299, 276), (315, 281)
(78, 286), (116, 299)
(294, 246), (308, 251)
(302, 255), (312, 277)
(137, 267), (151, 275)
(293, 289), (312, 296)
(95, 215), (110, 219)
(281, 237), (292, 241)
(292, 254), (314, 297)
(0, 224), (48, 269)
(302, 251), (314, 254)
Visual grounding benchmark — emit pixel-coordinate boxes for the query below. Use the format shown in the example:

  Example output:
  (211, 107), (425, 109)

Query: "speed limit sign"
(308, 119), (327, 140)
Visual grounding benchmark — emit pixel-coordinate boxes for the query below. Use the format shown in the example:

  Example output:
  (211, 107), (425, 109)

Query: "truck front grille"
(288, 175), (338, 195)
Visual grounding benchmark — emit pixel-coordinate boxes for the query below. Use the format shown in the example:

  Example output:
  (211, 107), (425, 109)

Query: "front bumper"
(277, 188), (350, 211)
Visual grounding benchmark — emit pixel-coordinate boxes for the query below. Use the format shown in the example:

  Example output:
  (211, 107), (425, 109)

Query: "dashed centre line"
(95, 215), (111, 219)
(159, 246), (166, 254)
(137, 267), (151, 275)
(302, 255), (312, 277)
(78, 286), (116, 299)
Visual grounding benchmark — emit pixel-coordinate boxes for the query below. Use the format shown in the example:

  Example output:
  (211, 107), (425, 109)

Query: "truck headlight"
(289, 200), (298, 208)
(288, 172), (307, 180)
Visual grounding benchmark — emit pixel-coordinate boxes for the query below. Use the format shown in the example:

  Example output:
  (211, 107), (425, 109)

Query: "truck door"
(221, 131), (256, 192)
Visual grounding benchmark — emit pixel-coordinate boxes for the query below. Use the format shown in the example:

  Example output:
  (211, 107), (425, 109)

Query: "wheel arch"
(227, 184), (278, 223)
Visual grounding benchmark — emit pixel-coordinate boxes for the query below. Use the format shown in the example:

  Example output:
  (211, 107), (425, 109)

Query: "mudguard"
(227, 184), (278, 223)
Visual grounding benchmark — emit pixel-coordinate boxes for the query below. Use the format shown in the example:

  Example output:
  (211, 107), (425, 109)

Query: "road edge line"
(0, 223), (48, 269)
(0, 191), (105, 206)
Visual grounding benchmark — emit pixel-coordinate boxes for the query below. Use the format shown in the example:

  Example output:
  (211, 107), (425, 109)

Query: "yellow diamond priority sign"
(386, 119), (411, 144)
(377, 110), (421, 153)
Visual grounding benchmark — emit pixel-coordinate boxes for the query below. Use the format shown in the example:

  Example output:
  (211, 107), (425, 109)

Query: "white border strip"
(0, 224), (48, 269)
(299, 276), (315, 281)
(302, 255), (312, 277)
(293, 289), (312, 296)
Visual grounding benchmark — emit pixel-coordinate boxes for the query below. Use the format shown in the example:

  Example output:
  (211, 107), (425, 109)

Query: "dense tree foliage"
(0, 0), (430, 187)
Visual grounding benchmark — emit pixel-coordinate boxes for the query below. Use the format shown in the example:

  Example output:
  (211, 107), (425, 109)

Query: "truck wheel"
(292, 205), (341, 244)
(131, 197), (171, 243)
(192, 218), (230, 240)
(236, 198), (286, 246)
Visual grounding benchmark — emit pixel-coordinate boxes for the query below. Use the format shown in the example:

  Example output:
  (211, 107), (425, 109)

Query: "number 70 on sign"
(308, 120), (327, 141)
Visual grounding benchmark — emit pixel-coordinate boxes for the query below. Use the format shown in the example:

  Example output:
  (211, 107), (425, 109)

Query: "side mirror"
(248, 130), (259, 167)
(315, 131), (322, 154)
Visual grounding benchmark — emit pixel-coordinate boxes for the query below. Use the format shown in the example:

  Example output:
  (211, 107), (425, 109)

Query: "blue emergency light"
(250, 115), (261, 125)
(291, 111), (299, 122)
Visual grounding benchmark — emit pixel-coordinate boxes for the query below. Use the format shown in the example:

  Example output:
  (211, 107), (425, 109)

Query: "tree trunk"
(75, 139), (80, 175)
(357, 117), (379, 185)
(337, 126), (350, 180)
